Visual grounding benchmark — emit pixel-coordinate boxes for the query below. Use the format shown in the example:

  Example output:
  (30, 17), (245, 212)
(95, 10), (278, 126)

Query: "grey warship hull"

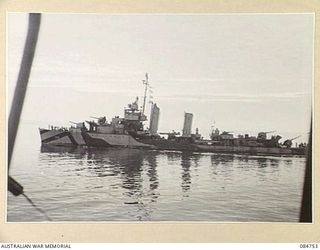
(39, 128), (86, 146)
(80, 131), (306, 156)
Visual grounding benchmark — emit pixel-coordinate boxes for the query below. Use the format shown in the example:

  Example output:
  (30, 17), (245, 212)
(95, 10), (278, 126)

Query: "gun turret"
(90, 116), (106, 125)
(257, 130), (276, 140)
(221, 131), (233, 134)
(283, 135), (301, 148)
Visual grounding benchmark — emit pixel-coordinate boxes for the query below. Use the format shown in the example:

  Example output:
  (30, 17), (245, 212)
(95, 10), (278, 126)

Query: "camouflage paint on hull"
(39, 128), (76, 146)
(82, 132), (154, 148)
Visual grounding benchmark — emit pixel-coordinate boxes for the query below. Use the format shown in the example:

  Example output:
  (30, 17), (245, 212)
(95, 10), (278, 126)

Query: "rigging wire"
(22, 193), (52, 221)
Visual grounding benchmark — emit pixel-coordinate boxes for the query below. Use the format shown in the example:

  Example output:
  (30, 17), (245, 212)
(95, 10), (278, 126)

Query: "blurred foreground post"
(8, 13), (41, 194)
(300, 120), (312, 222)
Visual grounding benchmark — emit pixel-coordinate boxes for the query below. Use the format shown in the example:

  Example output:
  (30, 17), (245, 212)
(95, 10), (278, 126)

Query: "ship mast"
(142, 73), (149, 115)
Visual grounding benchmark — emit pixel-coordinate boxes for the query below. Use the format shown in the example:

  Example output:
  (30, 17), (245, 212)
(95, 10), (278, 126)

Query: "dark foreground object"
(300, 122), (312, 222)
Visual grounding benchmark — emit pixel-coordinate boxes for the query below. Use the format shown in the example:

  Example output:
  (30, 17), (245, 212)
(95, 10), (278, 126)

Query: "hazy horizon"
(8, 13), (313, 143)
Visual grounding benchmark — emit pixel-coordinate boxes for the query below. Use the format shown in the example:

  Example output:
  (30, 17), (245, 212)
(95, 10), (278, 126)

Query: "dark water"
(7, 126), (306, 222)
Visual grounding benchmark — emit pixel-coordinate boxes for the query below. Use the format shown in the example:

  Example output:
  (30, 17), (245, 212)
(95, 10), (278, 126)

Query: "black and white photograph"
(7, 12), (313, 222)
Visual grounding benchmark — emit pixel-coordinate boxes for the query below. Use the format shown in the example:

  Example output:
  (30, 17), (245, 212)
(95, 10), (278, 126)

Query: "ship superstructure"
(82, 96), (154, 148)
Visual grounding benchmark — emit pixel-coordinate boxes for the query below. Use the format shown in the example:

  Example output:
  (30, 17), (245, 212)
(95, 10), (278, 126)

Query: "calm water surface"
(7, 126), (306, 222)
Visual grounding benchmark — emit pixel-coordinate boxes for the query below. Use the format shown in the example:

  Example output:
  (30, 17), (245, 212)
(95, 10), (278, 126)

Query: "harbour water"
(7, 125), (306, 222)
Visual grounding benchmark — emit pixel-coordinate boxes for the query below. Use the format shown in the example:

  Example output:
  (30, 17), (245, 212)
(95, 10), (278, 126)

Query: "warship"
(39, 74), (307, 156)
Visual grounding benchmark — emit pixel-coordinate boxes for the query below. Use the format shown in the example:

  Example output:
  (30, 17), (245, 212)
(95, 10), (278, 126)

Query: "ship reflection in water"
(7, 145), (306, 222)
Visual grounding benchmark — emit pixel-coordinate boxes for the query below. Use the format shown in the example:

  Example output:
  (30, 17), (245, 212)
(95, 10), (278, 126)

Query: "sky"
(8, 13), (313, 143)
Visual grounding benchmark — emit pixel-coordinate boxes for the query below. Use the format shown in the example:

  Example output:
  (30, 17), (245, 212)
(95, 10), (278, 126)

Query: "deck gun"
(283, 136), (301, 148)
(257, 130), (276, 140)
(90, 116), (106, 125)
